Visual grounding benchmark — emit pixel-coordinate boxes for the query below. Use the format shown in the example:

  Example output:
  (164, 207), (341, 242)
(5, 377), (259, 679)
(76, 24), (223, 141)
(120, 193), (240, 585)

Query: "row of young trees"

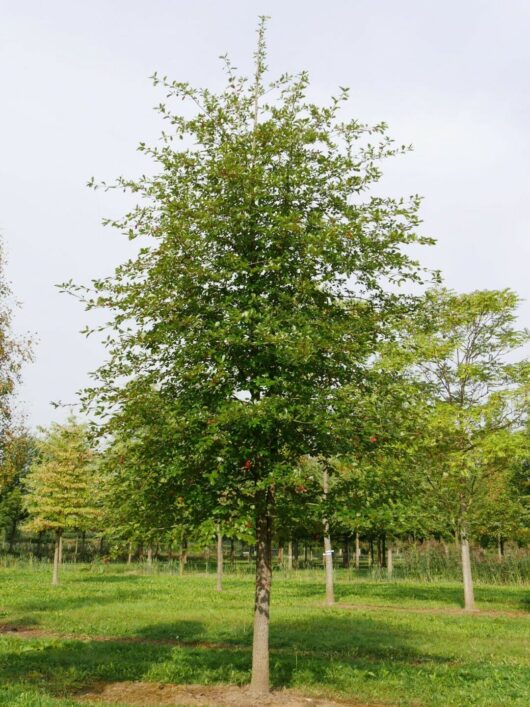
(2, 20), (529, 697)
(14, 288), (530, 594)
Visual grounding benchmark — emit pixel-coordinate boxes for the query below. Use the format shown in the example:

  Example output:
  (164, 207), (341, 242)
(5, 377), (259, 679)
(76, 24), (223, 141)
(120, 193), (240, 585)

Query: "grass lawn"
(0, 564), (528, 705)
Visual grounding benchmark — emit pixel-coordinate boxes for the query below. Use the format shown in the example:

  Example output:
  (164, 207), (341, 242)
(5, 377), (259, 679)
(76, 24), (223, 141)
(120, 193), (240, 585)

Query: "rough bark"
(52, 530), (62, 586)
(460, 529), (476, 611)
(216, 525), (223, 592)
(322, 468), (334, 606)
(250, 498), (272, 696)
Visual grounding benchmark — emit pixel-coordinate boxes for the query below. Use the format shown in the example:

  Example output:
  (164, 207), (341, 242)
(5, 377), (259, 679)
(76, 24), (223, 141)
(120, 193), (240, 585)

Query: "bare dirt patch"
(76, 681), (385, 706)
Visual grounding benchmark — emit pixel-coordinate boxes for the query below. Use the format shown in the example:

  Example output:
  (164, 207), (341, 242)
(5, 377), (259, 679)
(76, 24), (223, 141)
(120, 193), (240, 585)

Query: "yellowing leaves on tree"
(23, 417), (101, 585)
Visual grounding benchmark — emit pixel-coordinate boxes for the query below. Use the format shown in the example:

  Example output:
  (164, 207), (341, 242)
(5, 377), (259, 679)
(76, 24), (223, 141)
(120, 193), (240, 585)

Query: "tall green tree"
(23, 418), (101, 585)
(409, 288), (530, 610)
(0, 238), (32, 496)
(0, 427), (35, 552)
(65, 20), (433, 694)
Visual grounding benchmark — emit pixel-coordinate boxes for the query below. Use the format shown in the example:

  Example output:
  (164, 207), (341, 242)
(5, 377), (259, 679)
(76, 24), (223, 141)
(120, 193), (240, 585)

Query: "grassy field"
(0, 564), (528, 706)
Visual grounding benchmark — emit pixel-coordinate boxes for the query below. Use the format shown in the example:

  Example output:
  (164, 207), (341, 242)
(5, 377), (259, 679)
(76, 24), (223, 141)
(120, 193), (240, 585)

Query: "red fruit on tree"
(369, 436), (378, 443)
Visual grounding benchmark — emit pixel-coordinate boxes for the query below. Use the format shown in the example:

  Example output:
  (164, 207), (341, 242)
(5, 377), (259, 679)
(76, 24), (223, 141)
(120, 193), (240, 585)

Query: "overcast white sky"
(2, 0), (530, 429)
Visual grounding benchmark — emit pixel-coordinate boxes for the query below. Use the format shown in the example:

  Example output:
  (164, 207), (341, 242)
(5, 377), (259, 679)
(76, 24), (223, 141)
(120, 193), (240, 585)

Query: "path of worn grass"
(0, 565), (528, 706)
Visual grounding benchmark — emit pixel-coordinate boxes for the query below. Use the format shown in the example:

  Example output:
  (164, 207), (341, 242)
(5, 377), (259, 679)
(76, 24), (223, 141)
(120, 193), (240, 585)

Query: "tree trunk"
(387, 547), (393, 579)
(460, 529), (476, 611)
(342, 536), (350, 568)
(322, 468), (334, 606)
(497, 534), (504, 559)
(250, 500), (272, 696)
(355, 532), (361, 570)
(147, 545), (153, 567)
(52, 530), (62, 586)
(287, 540), (293, 571)
(230, 538), (235, 568)
(58, 533), (63, 565)
(179, 538), (188, 576)
(216, 525), (223, 592)
(74, 536), (78, 563)
(127, 541), (133, 565)
(7, 516), (17, 553)
(277, 542), (284, 567)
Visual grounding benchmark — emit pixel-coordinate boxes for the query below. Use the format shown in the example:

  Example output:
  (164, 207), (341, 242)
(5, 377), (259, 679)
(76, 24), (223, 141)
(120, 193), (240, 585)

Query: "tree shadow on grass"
(0, 612), (453, 701)
(71, 573), (144, 584)
(17, 587), (147, 613)
(285, 580), (465, 606)
(287, 580), (530, 612)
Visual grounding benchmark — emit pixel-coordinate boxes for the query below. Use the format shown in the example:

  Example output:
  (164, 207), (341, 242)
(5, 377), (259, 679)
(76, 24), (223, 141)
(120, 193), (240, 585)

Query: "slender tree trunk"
(322, 468), (334, 606)
(355, 532), (361, 570)
(36, 530), (43, 560)
(147, 545), (153, 567)
(342, 535), (350, 568)
(7, 516), (17, 553)
(250, 500), (272, 696)
(497, 534), (504, 559)
(127, 541), (133, 565)
(216, 525), (223, 592)
(179, 538), (187, 576)
(387, 547), (393, 579)
(460, 529), (476, 611)
(58, 533), (63, 565)
(74, 536), (78, 563)
(287, 540), (293, 571)
(369, 538), (374, 566)
(52, 530), (62, 586)
(277, 542), (284, 567)
(382, 535), (386, 567)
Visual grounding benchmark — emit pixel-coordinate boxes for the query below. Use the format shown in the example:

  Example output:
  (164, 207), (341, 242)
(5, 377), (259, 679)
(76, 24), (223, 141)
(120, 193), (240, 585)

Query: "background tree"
(23, 418), (101, 585)
(64, 20), (433, 694)
(0, 237), (33, 496)
(409, 288), (530, 610)
(0, 427), (35, 553)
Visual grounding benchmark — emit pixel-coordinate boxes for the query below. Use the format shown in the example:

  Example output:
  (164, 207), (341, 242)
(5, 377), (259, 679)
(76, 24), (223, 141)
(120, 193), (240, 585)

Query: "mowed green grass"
(0, 565), (529, 706)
